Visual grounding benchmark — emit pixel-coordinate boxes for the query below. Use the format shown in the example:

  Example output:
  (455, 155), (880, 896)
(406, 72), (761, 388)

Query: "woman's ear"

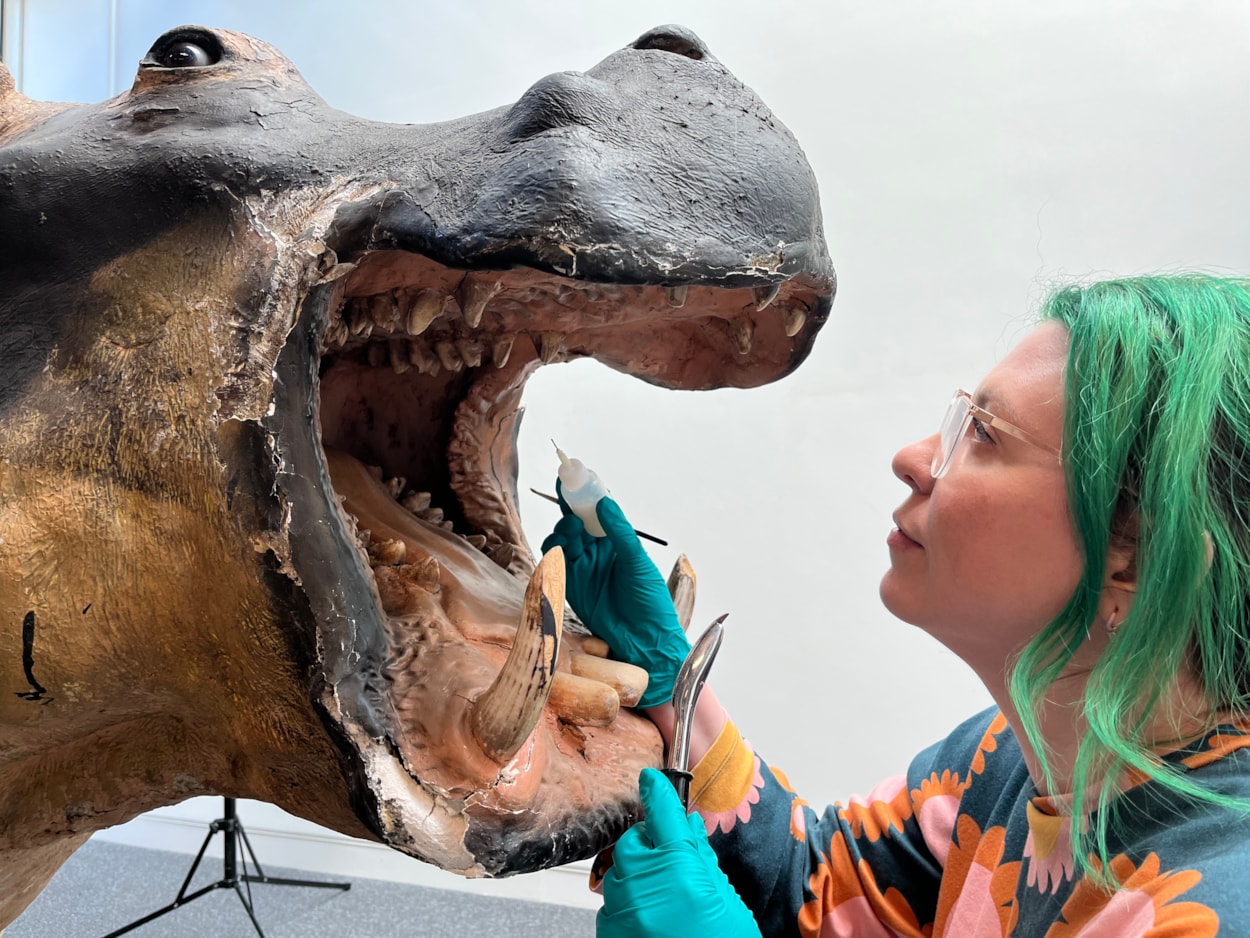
(1096, 542), (1138, 635)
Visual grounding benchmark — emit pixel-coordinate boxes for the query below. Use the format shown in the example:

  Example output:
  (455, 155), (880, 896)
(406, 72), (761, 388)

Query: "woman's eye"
(160, 42), (212, 68)
(970, 416), (993, 443)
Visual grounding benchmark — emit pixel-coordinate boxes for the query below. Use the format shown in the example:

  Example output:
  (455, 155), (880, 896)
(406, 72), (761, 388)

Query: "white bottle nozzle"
(553, 442), (608, 537)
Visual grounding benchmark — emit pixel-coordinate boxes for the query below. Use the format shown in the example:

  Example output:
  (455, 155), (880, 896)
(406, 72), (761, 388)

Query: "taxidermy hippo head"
(0, 23), (833, 924)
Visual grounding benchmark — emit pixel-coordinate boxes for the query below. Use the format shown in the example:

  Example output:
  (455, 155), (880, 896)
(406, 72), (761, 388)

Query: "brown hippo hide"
(0, 24), (834, 926)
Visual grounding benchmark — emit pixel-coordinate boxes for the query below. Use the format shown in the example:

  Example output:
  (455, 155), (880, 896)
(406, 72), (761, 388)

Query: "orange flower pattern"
(686, 708), (1250, 936)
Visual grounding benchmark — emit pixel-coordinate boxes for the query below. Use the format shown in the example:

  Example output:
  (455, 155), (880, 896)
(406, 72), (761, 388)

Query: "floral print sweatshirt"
(686, 707), (1250, 936)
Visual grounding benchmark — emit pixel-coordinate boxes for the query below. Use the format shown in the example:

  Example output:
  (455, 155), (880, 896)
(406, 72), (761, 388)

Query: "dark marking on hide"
(82, 604), (92, 614)
(15, 611), (52, 703)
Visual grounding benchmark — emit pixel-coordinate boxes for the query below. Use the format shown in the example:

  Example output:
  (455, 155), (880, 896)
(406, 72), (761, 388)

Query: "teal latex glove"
(597, 768), (761, 938)
(541, 486), (689, 708)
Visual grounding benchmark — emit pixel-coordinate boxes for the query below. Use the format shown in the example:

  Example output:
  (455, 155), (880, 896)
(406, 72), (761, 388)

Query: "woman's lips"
(888, 517), (923, 550)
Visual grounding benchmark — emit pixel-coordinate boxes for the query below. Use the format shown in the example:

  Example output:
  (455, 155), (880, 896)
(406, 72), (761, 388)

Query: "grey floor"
(9, 840), (597, 937)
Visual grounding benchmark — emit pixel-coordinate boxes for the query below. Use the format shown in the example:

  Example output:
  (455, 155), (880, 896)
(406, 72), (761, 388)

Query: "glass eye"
(160, 42), (213, 68)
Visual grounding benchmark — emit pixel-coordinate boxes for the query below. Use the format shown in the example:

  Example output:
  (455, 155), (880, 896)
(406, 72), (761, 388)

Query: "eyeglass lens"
(932, 393), (971, 479)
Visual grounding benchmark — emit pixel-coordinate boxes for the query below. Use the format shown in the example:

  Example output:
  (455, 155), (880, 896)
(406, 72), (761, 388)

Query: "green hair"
(1011, 273), (1250, 883)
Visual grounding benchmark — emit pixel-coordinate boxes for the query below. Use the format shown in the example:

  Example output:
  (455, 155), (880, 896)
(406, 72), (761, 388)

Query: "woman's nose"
(892, 432), (939, 493)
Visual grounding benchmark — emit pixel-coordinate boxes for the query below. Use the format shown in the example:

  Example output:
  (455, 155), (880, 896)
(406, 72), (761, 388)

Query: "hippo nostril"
(631, 25), (707, 61)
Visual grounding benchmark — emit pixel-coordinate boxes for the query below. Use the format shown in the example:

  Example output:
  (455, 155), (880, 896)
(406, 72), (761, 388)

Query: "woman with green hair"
(544, 274), (1250, 936)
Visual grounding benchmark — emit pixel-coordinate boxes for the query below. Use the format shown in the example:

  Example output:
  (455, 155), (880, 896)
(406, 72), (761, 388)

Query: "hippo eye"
(161, 42), (213, 68)
(141, 28), (224, 70)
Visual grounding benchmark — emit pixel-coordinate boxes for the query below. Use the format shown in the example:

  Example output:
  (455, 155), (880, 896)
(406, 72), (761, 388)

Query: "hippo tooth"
(372, 538), (407, 565)
(414, 556), (441, 593)
(419, 507), (445, 525)
(730, 317), (753, 355)
(325, 319), (349, 349)
(491, 335), (514, 369)
(570, 653), (648, 708)
(469, 548), (563, 763)
(407, 341), (440, 376)
(386, 476), (407, 499)
(349, 300), (373, 336)
(440, 520), (454, 531)
(548, 672), (620, 727)
(753, 283), (781, 311)
(435, 341), (463, 372)
(370, 293), (397, 329)
(458, 279), (502, 329)
(406, 288), (444, 336)
(666, 285), (689, 308)
(667, 554), (697, 633)
(368, 342), (388, 367)
(401, 491), (433, 513)
(455, 339), (484, 368)
(538, 331), (565, 364)
(465, 534), (488, 549)
(581, 637), (611, 658)
(489, 543), (515, 569)
(389, 341), (411, 374)
(783, 307), (807, 337)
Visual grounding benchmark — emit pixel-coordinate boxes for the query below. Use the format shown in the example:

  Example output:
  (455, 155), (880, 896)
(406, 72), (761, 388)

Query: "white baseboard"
(91, 798), (601, 910)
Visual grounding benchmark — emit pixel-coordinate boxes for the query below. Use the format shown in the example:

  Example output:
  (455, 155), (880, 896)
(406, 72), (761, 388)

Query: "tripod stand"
(102, 797), (351, 937)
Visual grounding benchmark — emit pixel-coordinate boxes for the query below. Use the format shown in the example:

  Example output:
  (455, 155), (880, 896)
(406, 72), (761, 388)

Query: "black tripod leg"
(236, 818), (351, 891)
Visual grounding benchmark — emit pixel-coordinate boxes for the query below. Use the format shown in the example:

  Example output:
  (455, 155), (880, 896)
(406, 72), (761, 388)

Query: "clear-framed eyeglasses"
(932, 389), (1063, 479)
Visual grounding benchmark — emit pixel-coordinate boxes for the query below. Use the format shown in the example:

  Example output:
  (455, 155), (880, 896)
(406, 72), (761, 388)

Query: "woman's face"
(880, 321), (1080, 668)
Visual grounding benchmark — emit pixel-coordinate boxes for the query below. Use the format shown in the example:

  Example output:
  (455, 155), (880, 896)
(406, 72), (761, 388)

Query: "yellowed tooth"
(489, 543), (515, 569)
(419, 507), (444, 525)
(401, 491), (433, 513)
(406, 288), (444, 336)
(569, 653), (648, 708)
(385, 476), (407, 498)
(491, 335), (514, 369)
(470, 547), (564, 763)
(458, 278), (503, 329)
(435, 340), (463, 372)
(389, 341), (411, 374)
(456, 339), (484, 368)
(753, 283), (781, 311)
(414, 556), (441, 593)
(783, 307), (807, 337)
(667, 554), (697, 633)
(349, 300), (373, 336)
(370, 293), (397, 329)
(407, 341), (439, 376)
(667, 285), (689, 308)
(465, 534), (488, 549)
(549, 672), (620, 727)
(539, 331), (565, 363)
(730, 317), (753, 355)
(582, 637), (611, 658)
(371, 538), (407, 565)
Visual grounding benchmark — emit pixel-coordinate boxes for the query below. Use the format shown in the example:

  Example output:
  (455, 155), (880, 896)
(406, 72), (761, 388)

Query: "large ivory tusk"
(570, 653), (649, 707)
(667, 554), (697, 633)
(548, 672), (620, 727)
(469, 548), (564, 763)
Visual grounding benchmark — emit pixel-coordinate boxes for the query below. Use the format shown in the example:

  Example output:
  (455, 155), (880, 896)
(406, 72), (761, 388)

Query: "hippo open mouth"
(0, 21), (833, 904)
(273, 235), (831, 874)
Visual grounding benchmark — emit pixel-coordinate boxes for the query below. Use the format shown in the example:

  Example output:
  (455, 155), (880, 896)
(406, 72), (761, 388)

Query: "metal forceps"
(661, 613), (727, 807)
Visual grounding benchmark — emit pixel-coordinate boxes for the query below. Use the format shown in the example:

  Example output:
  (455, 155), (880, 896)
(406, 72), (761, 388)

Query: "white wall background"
(5, 0), (1250, 911)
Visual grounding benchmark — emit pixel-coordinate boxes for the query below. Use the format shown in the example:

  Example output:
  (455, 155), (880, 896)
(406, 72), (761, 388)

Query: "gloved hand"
(597, 768), (761, 938)
(542, 486), (689, 707)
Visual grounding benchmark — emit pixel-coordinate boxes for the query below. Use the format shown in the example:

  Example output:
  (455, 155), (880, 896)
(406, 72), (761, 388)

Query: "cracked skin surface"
(0, 23), (834, 927)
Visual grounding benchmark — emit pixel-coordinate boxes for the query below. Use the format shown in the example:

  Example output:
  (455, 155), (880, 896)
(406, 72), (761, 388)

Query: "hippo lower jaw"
(266, 240), (819, 875)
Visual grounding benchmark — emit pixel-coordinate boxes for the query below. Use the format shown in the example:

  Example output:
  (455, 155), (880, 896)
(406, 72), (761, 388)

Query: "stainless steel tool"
(661, 613), (727, 807)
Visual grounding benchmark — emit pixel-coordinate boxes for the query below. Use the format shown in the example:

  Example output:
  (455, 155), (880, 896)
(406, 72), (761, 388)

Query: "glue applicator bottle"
(555, 443), (608, 537)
